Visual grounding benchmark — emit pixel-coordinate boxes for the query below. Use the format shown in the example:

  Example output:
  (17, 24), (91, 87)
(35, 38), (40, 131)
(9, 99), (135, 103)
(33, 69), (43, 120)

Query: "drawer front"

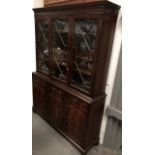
(33, 74), (50, 88)
(65, 94), (89, 112)
(49, 86), (63, 97)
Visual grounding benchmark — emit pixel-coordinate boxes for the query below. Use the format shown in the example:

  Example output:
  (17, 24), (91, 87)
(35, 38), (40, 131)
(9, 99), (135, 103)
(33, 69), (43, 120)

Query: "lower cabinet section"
(32, 73), (104, 155)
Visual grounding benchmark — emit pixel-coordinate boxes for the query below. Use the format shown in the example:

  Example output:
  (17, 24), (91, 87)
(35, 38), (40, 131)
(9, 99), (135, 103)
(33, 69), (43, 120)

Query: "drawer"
(32, 74), (50, 88)
(64, 94), (89, 112)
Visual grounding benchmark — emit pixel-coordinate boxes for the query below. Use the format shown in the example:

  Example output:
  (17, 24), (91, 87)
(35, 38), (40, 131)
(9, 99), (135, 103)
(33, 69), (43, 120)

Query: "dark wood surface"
(33, 73), (105, 154)
(34, 1), (120, 15)
(32, 1), (120, 155)
(44, 0), (105, 7)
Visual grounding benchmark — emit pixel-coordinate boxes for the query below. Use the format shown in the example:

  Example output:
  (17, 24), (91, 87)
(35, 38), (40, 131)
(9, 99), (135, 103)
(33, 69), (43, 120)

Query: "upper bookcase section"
(33, 0), (120, 96)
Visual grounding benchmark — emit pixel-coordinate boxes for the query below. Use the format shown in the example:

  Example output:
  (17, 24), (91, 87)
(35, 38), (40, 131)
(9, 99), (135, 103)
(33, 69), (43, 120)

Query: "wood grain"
(44, 0), (104, 6)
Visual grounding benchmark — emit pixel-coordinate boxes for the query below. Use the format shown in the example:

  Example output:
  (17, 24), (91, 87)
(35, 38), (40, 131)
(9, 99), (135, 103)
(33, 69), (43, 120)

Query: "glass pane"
(38, 20), (49, 75)
(71, 19), (97, 92)
(50, 19), (69, 82)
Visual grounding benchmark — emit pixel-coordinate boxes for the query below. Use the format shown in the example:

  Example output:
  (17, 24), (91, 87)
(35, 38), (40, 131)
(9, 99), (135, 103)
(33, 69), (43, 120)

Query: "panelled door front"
(46, 85), (64, 128)
(69, 15), (101, 96)
(63, 94), (87, 145)
(49, 18), (70, 84)
(36, 18), (50, 75)
(33, 83), (48, 117)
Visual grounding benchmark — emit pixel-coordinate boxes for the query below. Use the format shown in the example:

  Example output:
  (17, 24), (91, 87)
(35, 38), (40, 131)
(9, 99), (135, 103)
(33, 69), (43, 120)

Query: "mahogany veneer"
(44, 0), (105, 7)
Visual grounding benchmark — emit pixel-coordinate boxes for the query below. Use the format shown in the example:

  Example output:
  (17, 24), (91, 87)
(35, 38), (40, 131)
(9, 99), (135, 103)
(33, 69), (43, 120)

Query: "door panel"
(50, 19), (69, 83)
(47, 92), (64, 128)
(70, 19), (97, 93)
(36, 19), (50, 75)
(63, 96), (87, 144)
(33, 83), (48, 116)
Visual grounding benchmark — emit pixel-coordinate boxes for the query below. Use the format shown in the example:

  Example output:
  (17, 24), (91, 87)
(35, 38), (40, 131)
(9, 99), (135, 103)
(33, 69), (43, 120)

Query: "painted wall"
(109, 0), (122, 5)
(99, 7), (122, 144)
(34, 0), (44, 8)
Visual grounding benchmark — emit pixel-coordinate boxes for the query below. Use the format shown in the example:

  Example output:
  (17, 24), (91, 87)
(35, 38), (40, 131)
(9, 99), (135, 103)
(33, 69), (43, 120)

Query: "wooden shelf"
(74, 51), (93, 56)
(75, 32), (96, 36)
(54, 30), (69, 33)
(58, 62), (91, 76)
(76, 56), (93, 62)
(73, 68), (91, 76)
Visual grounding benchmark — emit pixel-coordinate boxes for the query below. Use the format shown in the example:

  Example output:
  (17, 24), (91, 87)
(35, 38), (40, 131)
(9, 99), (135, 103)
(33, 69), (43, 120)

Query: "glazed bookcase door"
(70, 19), (97, 93)
(37, 19), (50, 75)
(50, 19), (69, 83)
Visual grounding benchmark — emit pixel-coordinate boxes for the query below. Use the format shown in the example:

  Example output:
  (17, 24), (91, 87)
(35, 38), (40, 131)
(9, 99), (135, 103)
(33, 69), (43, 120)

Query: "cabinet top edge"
(33, 1), (120, 13)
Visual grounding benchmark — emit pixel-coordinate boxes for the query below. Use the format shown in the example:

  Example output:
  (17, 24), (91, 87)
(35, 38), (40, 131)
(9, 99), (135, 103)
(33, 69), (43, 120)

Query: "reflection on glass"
(50, 19), (69, 82)
(38, 20), (49, 75)
(71, 19), (97, 92)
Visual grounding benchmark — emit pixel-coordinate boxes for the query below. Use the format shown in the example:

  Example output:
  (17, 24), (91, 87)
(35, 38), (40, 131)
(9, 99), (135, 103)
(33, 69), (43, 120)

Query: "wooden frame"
(44, 0), (103, 7)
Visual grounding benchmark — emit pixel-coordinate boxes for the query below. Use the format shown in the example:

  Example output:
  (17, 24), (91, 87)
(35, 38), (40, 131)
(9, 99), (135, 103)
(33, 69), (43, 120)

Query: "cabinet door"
(63, 96), (87, 144)
(36, 19), (50, 75)
(33, 83), (48, 116)
(47, 88), (64, 128)
(70, 19), (97, 93)
(49, 19), (70, 83)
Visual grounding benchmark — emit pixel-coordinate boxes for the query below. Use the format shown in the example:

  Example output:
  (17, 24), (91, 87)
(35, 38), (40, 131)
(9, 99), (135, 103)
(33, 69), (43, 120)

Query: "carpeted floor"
(32, 113), (121, 155)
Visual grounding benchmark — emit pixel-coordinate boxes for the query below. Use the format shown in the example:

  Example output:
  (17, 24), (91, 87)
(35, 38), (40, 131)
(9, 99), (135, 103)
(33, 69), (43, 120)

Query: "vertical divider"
(90, 16), (103, 97)
(48, 17), (52, 77)
(68, 17), (74, 85)
(35, 18), (39, 72)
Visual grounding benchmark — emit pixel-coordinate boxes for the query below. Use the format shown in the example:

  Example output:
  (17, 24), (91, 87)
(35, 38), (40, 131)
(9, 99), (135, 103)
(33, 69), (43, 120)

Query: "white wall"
(34, 0), (44, 8)
(109, 0), (122, 5)
(99, 8), (122, 144)
(99, 0), (122, 144)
